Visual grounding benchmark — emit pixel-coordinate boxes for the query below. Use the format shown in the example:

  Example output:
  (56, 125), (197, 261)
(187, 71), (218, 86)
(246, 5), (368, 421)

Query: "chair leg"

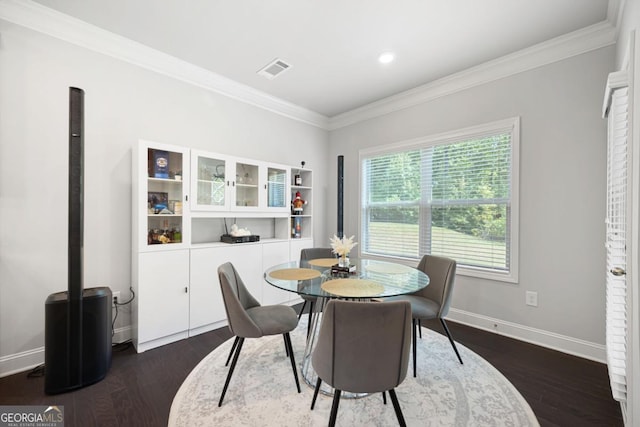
(306, 300), (314, 338)
(298, 300), (308, 320)
(283, 334), (289, 358)
(440, 318), (463, 364)
(311, 377), (322, 409)
(382, 391), (387, 405)
(284, 332), (301, 392)
(388, 389), (407, 427)
(418, 319), (422, 339)
(219, 337), (244, 407)
(329, 389), (342, 427)
(225, 336), (239, 367)
(412, 318), (417, 377)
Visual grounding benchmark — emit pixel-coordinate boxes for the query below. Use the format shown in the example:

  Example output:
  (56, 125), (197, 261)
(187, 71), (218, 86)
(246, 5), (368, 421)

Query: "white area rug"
(169, 321), (539, 426)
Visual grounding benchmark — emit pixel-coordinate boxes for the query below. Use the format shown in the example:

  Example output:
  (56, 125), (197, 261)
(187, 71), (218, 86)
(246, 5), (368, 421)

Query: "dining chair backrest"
(312, 300), (412, 394)
(415, 255), (457, 318)
(299, 247), (335, 267)
(217, 262), (263, 338)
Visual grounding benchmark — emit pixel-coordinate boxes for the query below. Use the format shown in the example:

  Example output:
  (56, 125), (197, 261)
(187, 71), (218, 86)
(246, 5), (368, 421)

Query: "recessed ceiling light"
(378, 52), (395, 64)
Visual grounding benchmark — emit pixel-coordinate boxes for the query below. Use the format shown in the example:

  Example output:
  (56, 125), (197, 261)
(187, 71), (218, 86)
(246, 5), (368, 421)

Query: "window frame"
(359, 117), (520, 283)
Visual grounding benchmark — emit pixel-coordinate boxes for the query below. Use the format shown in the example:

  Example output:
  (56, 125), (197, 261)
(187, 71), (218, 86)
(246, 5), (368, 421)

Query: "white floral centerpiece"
(330, 234), (357, 267)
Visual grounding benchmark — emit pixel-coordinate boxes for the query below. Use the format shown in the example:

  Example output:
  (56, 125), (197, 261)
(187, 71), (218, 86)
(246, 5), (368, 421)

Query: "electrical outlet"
(525, 291), (538, 307)
(112, 291), (121, 307)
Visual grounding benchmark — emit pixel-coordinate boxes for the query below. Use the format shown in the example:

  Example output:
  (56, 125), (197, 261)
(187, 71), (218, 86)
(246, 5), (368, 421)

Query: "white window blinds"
(361, 118), (518, 281)
(605, 85), (629, 404)
(429, 134), (511, 271)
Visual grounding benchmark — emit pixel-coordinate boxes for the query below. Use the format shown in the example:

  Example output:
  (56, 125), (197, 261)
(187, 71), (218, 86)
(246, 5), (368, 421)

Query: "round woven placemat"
(307, 258), (338, 268)
(321, 278), (384, 297)
(268, 268), (321, 281)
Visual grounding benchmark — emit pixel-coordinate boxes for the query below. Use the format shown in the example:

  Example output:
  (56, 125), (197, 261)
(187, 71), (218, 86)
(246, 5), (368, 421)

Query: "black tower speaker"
(44, 87), (112, 394)
(337, 155), (344, 238)
(45, 287), (112, 394)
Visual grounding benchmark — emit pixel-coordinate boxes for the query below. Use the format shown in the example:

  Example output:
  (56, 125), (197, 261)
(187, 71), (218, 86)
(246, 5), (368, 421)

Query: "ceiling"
(32, 0), (611, 118)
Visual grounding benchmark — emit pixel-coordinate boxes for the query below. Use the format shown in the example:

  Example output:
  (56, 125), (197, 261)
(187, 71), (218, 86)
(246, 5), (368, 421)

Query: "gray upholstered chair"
(310, 300), (412, 427)
(298, 248), (335, 334)
(389, 254), (462, 377)
(217, 262), (301, 406)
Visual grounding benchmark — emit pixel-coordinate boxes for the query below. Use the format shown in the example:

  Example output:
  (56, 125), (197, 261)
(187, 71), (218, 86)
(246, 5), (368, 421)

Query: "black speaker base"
(44, 287), (112, 395)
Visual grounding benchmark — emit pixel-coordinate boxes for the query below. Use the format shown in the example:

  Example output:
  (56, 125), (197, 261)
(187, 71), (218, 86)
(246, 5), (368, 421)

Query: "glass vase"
(339, 255), (350, 268)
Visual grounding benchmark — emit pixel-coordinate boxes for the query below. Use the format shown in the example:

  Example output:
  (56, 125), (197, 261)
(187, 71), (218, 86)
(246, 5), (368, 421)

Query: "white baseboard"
(0, 346), (44, 378)
(0, 326), (133, 378)
(447, 308), (606, 363)
(189, 320), (228, 338)
(112, 325), (132, 346)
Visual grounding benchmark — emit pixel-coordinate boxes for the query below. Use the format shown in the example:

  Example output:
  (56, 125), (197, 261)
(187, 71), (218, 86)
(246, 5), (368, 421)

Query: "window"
(360, 118), (519, 282)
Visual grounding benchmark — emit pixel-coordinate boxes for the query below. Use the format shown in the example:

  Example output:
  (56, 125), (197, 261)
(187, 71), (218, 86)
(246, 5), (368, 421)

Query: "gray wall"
(327, 46), (615, 348)
(0, 21), (328, 366)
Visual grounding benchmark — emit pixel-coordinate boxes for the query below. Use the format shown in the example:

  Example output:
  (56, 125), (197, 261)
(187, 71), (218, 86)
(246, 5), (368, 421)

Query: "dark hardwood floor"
(0, 307), (623, 426)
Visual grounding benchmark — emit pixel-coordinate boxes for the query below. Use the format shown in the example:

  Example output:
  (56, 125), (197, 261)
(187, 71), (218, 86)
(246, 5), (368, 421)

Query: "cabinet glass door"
(234, 161), (260, 208)
(195, 155), (227, 209)
(267, 167), (287, 208)
(146, 147), (185, 246)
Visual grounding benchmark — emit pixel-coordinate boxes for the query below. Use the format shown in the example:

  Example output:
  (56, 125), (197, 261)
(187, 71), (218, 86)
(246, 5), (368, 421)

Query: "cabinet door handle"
(184, 287), (188, 293)
(185, 195), (188, 202)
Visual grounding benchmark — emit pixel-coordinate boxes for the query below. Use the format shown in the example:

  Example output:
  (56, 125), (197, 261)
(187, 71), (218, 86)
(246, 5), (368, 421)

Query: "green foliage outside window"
(365, 134), (510, 242)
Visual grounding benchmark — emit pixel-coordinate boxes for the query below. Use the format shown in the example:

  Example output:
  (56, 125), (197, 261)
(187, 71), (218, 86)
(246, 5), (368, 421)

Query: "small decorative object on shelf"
(292, 216), (302, 238)
(148, 192), (169, 214)
(147, 221), (181, 245)
(291, 191), (306, 215)
(330, 234), (357, 274)
(153, 150), (169, 178)
(295, 161), (305, 185)
(174, 201), (183, 215)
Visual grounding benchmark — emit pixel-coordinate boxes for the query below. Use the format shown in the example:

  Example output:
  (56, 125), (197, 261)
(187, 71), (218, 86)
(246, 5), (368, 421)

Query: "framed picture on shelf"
(148, 192), (169, 213)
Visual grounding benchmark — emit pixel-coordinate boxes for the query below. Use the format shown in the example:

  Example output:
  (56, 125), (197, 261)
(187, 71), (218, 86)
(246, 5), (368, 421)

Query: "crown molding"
(607, 0), (624, 32)
(0, 0), (618, 132)
(0, 0), (329, 129)
(328, 20), (617, 130)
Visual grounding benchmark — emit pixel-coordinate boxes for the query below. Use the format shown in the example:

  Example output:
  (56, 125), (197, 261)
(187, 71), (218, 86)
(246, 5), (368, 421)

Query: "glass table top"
(264, 258), (429, 299)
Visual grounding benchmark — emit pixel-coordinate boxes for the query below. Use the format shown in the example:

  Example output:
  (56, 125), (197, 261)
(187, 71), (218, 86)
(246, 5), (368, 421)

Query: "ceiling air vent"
(257, 58), (292, 80)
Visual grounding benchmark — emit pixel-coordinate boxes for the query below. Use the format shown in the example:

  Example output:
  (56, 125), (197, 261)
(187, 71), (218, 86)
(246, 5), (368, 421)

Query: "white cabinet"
(134, 250), (190, 351)
(189, 247), (227, 332)
(219, 244), (264, 300)
(265, 165), (290, 213)
(189, 244), (262, 335)
(232, 158), (261, 210)
(132, 140), (191, 353)
(190, 150), (230, 211)
(291, 168), (313, 239)
(190, 150), (290, 215)
(230, 160), (290, 213)
(133, 140), (190, 251)
(133, 140), (313, 352)
(262, 241), (294, 305)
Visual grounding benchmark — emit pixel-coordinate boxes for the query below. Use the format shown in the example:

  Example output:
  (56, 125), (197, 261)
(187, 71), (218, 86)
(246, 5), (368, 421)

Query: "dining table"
(264, 256), (429, 397)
